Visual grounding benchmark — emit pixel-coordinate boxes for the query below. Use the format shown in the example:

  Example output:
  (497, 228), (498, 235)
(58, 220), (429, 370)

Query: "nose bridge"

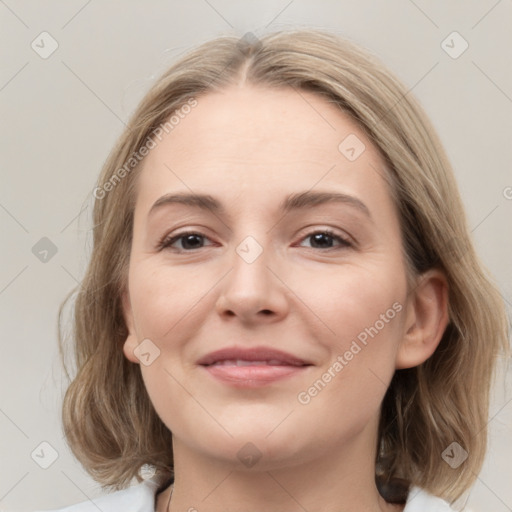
(216, 231), (288, 320)
(230, 233), (273, 300)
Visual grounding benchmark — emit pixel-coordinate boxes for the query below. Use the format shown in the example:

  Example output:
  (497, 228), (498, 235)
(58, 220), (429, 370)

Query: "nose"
(215, 238), (290, 324)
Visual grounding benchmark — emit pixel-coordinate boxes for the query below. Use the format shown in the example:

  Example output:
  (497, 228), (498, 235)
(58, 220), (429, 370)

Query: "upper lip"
(197, 346), (312, 366)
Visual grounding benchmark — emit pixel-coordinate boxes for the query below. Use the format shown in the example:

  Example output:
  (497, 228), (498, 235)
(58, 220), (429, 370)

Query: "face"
(122, 84), (414, 470)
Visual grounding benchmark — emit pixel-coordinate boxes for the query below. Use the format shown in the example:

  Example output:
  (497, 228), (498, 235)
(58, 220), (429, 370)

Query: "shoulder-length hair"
(58, 29), (509, 502)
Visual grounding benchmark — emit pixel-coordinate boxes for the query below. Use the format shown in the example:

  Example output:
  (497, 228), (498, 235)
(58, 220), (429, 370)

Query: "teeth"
(212, 359), (288, 367)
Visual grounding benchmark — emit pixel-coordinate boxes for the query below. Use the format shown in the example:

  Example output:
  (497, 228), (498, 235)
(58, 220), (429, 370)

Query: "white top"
(36, 477), (456, 511)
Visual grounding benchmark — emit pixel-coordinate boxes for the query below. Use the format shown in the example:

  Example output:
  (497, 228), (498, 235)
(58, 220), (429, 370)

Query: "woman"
(46, 29), (508, 511)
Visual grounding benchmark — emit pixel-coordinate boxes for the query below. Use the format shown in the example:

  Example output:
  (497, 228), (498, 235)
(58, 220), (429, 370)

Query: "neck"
(156, 416), (403, 512)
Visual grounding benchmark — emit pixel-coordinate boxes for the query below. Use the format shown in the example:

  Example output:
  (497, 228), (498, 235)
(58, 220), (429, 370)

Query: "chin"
(187, 421), (316, 471)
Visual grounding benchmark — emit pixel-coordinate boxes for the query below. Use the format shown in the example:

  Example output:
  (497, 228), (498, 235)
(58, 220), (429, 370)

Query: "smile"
(208, 359), (304, 367)
(201, 363), (309, 387)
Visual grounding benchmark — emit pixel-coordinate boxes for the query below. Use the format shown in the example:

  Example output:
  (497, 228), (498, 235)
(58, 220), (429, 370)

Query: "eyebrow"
(148, 190), (372, 220)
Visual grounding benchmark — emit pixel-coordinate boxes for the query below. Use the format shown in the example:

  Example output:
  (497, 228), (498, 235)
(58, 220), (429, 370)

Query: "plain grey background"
(1, 1), (511, 511)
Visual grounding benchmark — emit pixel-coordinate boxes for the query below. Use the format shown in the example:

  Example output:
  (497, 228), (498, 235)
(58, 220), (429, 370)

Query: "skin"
(122, 84), (449, 512)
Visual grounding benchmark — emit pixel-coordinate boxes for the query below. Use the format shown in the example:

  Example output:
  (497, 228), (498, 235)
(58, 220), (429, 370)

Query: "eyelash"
(156, 229), (353, 253)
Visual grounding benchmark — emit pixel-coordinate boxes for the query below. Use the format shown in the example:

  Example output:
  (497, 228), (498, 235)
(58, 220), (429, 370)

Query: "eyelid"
(294, 228), (353, 249)
(157, 226), (354, 252)
(156, 229), (215, 251)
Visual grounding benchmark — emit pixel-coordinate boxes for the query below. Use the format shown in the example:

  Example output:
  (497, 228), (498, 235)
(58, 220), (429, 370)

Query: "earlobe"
(395, 269), (449, 370)
(121, 289), (140, 364)
(123, 334), (141, 364)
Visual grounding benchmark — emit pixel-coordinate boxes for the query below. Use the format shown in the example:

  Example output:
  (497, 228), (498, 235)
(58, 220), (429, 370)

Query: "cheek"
(129, 262), (213, 340)
(293, 265), (405, 401)
(290, 259), (406, 348)
(292, 263), (406, 424)
(296, 316), (404, 442)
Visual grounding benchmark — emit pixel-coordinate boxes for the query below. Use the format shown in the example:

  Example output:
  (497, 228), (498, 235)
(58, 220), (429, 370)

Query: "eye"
(157, 231), (214, 252)
(298, 229), (352, 250)
(158, 228), (352, 253)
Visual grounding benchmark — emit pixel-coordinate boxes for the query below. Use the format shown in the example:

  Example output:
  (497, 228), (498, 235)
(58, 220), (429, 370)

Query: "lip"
(197, 346), (310, 366)
(197, 346), (312, 388)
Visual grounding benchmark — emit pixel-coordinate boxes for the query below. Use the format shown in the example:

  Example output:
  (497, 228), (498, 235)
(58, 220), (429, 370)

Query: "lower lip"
(201, 364), (309, 387)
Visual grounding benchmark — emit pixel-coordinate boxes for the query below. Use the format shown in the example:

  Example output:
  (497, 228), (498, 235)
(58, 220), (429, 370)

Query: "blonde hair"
(58, 29), (509, 502)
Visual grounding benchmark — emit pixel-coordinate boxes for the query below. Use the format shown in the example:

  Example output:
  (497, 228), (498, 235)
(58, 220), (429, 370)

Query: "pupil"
(180, 233), (335, 250)
(183, 234), (202, 249)
(312, 233), (332, 248)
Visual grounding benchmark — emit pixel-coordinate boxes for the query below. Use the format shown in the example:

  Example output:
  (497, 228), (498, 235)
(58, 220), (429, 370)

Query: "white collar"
(39, 477), (455, 512)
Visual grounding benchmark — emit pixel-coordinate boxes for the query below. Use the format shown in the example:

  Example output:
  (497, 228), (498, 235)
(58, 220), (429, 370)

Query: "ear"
(121, 289), (140, 364)
(395, 268), (449, 369)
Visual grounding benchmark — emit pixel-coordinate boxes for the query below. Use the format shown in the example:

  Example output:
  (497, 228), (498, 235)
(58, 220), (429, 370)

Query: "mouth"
(197, 346), (311, 367)
(206, 359), (305, 367)
(197, 346), (312, 387)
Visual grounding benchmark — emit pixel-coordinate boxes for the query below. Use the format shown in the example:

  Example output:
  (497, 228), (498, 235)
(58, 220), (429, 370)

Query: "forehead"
(134, 84), (394, 218)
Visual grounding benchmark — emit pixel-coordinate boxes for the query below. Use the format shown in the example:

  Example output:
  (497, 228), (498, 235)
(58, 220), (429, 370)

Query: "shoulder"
(404, 486), (456, 511)
(34, 477), (160, 512)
